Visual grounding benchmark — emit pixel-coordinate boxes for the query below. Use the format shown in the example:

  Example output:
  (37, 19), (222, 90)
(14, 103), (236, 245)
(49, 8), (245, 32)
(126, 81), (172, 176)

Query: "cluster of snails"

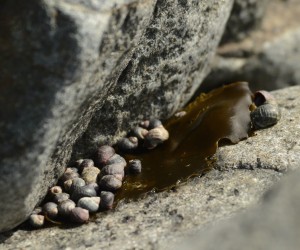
(117, 118), (169, 152)
(29, 118), (167, 228)
(28, 146), (142, 228)
(250, 90), (281, 129)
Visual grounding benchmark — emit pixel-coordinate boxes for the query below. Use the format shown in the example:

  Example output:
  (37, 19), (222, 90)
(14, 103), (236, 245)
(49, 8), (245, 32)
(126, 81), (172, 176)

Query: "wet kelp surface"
(117, 82), (253, 201)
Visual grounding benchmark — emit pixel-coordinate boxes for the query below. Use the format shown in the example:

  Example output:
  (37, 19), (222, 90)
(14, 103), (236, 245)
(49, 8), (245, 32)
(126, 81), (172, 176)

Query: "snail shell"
(251, 103), (280, 129)
(29, 214), (45, 228)
(57, 199), (76, 217)
(81, 166), (100, 184)
(77, 197), (100, 213)
(105, 154), (127, 168)
(71, 185), (97, 202)
(130, 126), (149, 140)
(254, 90), (277, 106)
(98, 175), (122, 192)
(53, 192), (70, 204)
(144, 125), (169, 149)
(42, 202), (58, 219)
(95, 145), (115, 167)
(100, 163), (125, 180)
(100, 191), (114, 210)
(117, 137), (138, 153)
(128, 159), (142, 174)
(70, 207), (89, 223)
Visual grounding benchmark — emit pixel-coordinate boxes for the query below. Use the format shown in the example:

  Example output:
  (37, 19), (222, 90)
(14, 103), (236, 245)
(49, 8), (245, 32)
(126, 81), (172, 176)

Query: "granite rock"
(0, 0), (234, 232)
(1, 87), (299, 249)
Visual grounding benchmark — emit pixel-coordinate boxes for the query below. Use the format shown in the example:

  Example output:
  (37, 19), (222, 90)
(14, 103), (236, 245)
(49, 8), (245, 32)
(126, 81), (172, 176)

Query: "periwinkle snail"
(251, 90), (281, 129)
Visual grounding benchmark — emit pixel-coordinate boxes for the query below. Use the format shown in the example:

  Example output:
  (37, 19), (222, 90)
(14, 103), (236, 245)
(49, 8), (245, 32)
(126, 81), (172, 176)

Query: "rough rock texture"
(201, 0), (300, 92)
(221, 0), (269, 44)
(0, 0), (234, 232)
(1, 87), (299, 249)
(172, 170), (300, 250)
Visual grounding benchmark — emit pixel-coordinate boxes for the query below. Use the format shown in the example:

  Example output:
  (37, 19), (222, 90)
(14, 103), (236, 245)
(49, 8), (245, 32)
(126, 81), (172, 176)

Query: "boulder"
(0, 0), (234, 232)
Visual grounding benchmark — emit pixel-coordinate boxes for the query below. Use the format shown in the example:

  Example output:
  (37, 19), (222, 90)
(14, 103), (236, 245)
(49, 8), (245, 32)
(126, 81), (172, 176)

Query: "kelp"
(116, 82), (253, 201)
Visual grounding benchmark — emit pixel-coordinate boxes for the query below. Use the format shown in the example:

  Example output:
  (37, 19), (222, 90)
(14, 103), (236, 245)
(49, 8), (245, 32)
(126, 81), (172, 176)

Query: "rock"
(221, 0), (269, 44)
(172, 169), (300, 250)
(1, 86), (299, 250)
(0, 0), (234, 232)
(201, 0), (300, 92)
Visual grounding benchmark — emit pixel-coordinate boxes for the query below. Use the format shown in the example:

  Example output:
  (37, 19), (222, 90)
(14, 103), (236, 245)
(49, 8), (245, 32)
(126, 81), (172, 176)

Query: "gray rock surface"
(0, 0), (234, 232)
(172, 169), (300, 250)
(1, 87), (299, 249)
(201, 0), (300, 92)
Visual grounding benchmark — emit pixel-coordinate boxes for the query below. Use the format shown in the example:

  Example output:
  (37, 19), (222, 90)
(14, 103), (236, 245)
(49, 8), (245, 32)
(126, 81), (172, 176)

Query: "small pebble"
(57, 199), (76, 217)
(70, 207), (89, 224)
(77, 197), (100, 213)
(98, 175), (122, 192)
(128, 159), (142, 174)
(81, 166), (100, 184)
(53, 192), (70, 204)
(71, 185), (97, 202)
(95, 145), (115, 167)
(29, 214), (45, 228)
(42, 202), (58, 219)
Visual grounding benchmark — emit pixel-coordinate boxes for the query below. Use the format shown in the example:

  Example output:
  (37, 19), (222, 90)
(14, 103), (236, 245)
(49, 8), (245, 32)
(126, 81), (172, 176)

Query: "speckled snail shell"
(117, 136), (139, 153)
(144, 125), (169, 149)
(77, 197), (100, 213)
(98, 175), (122, 192)
(70, 207), (89, 224)
(100, 191), (114, 210)
(29, 214), (45, 228)
(81, 166), (100, 184)
(42, 202), (58, 219)
(57, 199), (76, 217)
(250, 103), (281, 129)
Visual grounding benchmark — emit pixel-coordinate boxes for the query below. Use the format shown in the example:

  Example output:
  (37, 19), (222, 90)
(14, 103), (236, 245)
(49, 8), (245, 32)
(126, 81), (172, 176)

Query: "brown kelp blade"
(116, 82), (253, 201)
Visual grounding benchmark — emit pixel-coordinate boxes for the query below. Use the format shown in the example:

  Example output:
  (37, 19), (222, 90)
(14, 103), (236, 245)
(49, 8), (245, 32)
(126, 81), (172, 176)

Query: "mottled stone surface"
(1, 87), (299, 249)
(0, 0), (234, 232)
(201, 0), (300, 92)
